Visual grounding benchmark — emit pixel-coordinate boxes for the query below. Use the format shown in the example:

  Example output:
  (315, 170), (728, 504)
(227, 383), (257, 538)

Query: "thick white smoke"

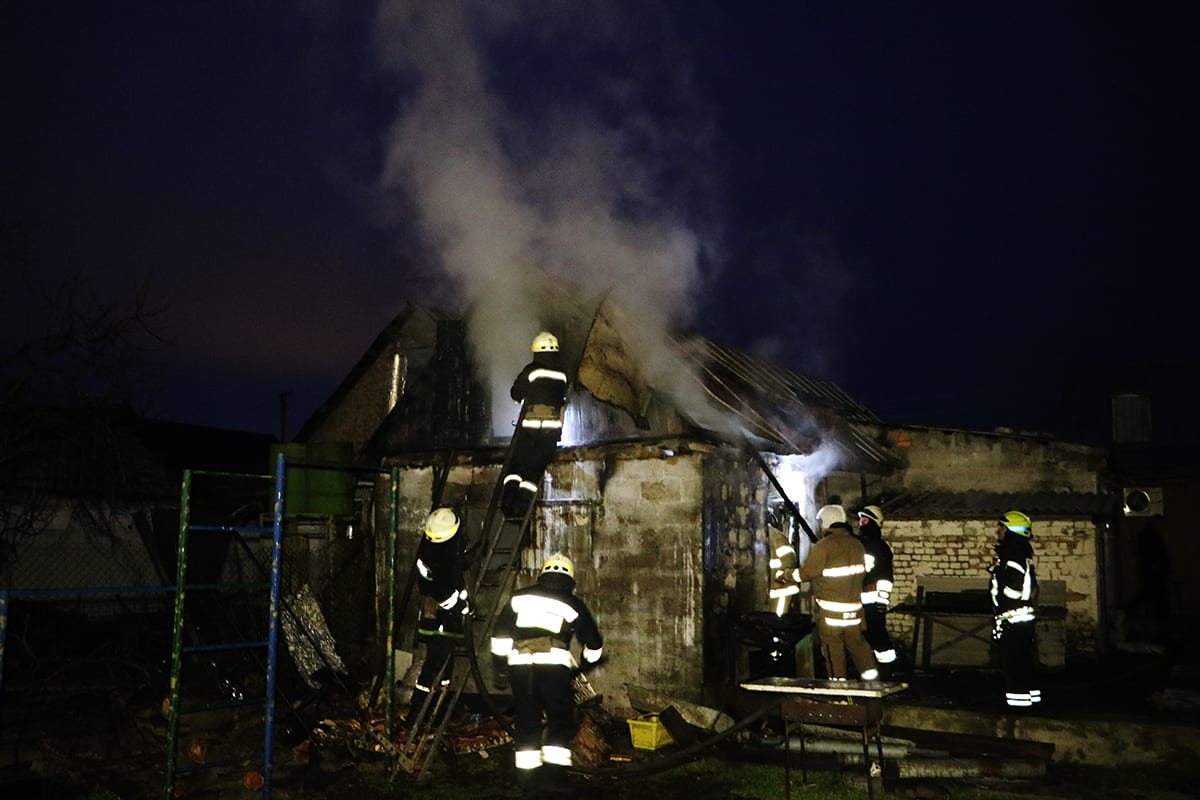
(371, 1), (719, 420)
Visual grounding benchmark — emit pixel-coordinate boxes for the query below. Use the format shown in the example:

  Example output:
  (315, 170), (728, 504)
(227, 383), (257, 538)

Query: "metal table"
(741, 678), (909, 800)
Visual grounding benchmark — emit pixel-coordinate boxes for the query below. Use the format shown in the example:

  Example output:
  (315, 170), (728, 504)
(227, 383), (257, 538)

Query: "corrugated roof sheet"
(884, 490), (1117, 521)
(672, 335), (897, 470)
(679, 336), (880, 424)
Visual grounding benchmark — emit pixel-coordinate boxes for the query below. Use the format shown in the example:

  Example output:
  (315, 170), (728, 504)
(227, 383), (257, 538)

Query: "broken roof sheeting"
(673, 334), (897, 470)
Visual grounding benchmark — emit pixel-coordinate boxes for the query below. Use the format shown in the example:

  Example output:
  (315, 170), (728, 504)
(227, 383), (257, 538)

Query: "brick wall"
(886, 518), (1099, 657)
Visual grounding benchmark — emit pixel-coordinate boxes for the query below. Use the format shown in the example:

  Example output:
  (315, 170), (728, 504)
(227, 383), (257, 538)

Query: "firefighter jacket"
(415, 534), (469, 632)
(858, 522), (894, 608)
(490, 573), (603, 669)
(510, 351), (568, 431)
(768, 526), (801, 607)
(798, 524), (867, 627)
(989, 535), (1037, 626)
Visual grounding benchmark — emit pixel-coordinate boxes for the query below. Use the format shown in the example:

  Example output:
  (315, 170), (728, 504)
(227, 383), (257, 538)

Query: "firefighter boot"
(500, 485), (530, 520)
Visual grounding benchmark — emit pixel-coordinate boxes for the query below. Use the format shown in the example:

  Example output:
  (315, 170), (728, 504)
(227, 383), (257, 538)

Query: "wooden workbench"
(740, 677), (909, 800)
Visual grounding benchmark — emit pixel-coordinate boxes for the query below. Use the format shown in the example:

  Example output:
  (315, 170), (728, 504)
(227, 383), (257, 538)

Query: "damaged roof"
(669, 334), (898, 471)
(883, 490), (1117, 521)
(304, 299), (898, 472)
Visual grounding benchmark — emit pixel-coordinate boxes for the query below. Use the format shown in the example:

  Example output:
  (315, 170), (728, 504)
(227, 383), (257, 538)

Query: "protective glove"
(455, 589), (473, 616)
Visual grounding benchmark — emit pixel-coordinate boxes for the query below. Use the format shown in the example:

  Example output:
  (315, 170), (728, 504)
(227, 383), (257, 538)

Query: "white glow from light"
(388, 352), (405, 412)
(769, 441), (841, 565)
(559, 402), (584, 447)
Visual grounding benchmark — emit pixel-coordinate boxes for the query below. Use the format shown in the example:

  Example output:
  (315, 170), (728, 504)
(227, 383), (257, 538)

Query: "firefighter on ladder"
(407, 507), (472, 734)
(799, 504), (879, 681)
(490, 553), (604, 794)
(990, 510), (1041, 709)
(856, 505), (898, 674)
(501, 331), (569, 519)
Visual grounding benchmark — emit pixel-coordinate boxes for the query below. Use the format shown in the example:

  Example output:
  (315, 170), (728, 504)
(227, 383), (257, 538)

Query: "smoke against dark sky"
(2, 2), (1197, 442)
(370, 2), (720, 408)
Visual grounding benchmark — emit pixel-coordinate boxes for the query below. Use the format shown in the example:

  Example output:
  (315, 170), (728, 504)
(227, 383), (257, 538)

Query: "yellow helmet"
(999, 510), (1032, 537)
(424, 507), (460, 542)
(531, 331), (559, 352)
(541, 552), (574, 578)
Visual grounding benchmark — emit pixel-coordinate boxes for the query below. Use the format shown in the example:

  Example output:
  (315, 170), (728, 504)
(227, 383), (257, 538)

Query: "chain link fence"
(0, 469), (390, 778)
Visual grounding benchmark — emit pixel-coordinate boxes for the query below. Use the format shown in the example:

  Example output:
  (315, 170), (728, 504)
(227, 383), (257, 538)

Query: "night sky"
(3, 2), (1197, 444)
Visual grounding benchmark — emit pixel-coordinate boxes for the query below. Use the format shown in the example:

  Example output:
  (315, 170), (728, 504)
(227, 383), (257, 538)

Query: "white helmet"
(423, 507), (460, 542)
(531, 331), (559, 352)
(541, 552), (574, 578)
(817, 504), (847, 528)
(858, 505), (884, 527)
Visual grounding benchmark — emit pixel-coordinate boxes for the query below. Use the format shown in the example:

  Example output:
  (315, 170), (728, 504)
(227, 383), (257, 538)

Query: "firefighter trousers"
(817, 617), (877, 680)
(998, 618), (1039, 707)
(509, 663), (576, 764)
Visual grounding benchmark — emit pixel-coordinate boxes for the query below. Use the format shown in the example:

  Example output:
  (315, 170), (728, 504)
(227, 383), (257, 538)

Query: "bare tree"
(0, 221), (167, 578)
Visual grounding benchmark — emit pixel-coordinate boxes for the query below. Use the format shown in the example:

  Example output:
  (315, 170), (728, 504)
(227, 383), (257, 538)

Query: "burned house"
(295, 300), (1114, 714)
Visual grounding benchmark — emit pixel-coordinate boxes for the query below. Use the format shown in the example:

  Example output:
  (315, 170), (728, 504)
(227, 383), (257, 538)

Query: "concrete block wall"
(381, 445), (734, 716)
(885, 519), (1099, 658)
(883, 426), (1105, 494)
(555, 450), (708, 714)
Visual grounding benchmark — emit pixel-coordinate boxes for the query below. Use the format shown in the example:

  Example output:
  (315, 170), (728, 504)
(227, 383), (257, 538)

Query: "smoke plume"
(371, 1), (719, 396)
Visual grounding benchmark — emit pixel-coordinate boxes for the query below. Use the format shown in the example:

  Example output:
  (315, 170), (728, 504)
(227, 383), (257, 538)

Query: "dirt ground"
(3, 635), (1199, 800)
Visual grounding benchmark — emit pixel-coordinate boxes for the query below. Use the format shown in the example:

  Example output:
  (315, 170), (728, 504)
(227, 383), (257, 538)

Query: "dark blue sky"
(3, 3), (1197, 442)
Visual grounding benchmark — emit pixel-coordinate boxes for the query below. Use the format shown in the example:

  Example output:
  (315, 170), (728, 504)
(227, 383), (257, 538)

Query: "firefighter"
(768, 512), (802, 617)
(490, 553), (604, 793)
(408, 507), (472, 732)
(989, 510), (1041, 708)
(502, 331), (569, 519)
(799, 504), (879, 681)
(856, 505), (898, 673)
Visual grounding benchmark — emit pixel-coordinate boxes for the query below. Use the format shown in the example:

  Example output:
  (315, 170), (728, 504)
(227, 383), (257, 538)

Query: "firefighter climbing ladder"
(394, 423), (542, 777)
(163, 453), (286, 799)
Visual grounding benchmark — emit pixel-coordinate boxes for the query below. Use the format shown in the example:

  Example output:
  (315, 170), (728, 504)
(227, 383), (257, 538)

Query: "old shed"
(296, 301), (1113, 712)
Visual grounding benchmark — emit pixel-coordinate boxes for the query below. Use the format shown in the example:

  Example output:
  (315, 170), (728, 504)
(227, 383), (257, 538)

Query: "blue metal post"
(262, 451), (286, 797)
